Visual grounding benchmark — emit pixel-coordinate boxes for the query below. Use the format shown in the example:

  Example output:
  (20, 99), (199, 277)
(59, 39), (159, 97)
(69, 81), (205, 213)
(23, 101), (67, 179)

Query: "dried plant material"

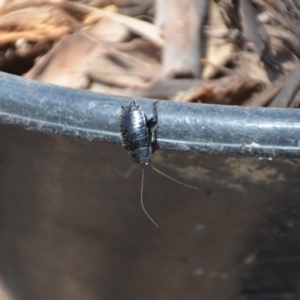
(233, 51), (269, 84)
(240, 0), (267, 56)
(1, 0), (300, 107)
(251, 0), (300, 62)
(0, 5), (66, 31)
(87, 16), (130, 43)
(24, 16), (160, 90)
(159, 0), (208, 78)
(115, 39), (160, 69)
(60, 0), (164, 47)
(25, 16), (133, 88)
(116, 0), (152, 17)
(201, 58), (235, 77)
(175, 78), (264, 104)
(243, 76), (287, 107)
(175, 85), (216, 103)
(269, 63), (300, 107)
(88, 70), (147, 88)
(82, 4), (118, 25)
(91, 79), (219, 99)
(86, 52), (151, 88)
(25, 32), (100, 88)
(0, 28), (70, 46)
(90, 81), (128, 95)
(202, 0), (234, 79)
(87, 0), (112, 7)
(0, 5), (71, 45)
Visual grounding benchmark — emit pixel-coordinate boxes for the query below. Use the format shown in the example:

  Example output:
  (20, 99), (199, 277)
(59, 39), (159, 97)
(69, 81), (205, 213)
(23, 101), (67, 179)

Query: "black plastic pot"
(0, 71), (299, 300)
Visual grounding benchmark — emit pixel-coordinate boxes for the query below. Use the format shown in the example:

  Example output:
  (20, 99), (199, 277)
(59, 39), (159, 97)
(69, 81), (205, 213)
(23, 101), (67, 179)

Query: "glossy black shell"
(120, 101), (152, 167)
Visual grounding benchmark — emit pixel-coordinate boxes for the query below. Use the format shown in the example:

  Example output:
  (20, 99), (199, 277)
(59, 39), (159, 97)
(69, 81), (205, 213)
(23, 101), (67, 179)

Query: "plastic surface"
(0, 124), (299, 300)
(0, 71), (300, 158)
(0, 72), (299, 300)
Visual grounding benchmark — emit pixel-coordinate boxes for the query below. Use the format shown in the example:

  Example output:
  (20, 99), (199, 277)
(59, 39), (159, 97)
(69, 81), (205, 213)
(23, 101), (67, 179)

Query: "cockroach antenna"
(151, 165), (198, 190)
(139, 164), (198, 227)
(140, 167), (159, 228)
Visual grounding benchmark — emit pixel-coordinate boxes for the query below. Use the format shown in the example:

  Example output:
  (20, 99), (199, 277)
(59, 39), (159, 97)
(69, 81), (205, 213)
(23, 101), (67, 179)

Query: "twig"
(157, 0), (208, 78)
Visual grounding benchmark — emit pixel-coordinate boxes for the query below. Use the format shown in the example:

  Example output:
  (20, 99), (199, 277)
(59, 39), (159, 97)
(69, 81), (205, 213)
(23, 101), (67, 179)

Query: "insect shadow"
(120, 100), (198, 227)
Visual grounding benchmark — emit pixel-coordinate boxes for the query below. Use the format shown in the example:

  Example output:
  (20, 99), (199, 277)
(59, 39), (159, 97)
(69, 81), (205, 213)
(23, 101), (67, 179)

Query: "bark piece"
(240, 0), (267, 56)
(158, 0), (208, 78)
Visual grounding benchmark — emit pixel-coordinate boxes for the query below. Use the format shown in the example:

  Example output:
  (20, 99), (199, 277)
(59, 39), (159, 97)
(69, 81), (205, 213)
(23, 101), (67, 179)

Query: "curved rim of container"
(0, 71), (299, 158)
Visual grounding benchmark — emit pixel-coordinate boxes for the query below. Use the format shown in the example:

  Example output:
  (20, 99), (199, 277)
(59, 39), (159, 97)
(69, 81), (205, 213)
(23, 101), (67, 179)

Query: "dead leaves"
(1, 0), (300, 106)
(175, 77), (264, 104)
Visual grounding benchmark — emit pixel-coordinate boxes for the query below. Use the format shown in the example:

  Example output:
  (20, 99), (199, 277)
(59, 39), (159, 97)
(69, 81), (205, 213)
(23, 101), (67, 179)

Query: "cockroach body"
(120, 101), (197, 227)
(120, 100), (158, 167)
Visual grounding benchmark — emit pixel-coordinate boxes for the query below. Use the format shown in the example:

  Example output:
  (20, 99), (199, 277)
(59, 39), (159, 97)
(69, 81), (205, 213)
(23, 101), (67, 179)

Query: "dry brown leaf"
(0, 27), (69, 45)
(0, 5), (68, 31)
(61, 0), (164, 48)
(24, 30), (104, 88)
(175, 78), (264, 104)
(82, 4), (118, 25)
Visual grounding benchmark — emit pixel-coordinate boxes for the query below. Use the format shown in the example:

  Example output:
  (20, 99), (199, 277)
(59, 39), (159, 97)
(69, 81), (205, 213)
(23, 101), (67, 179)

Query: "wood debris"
(0, 0), (300, 107)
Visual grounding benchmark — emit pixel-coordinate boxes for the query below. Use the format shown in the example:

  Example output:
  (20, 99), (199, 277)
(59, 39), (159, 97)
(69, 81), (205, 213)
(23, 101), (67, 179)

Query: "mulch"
(1, 0), (300, 107)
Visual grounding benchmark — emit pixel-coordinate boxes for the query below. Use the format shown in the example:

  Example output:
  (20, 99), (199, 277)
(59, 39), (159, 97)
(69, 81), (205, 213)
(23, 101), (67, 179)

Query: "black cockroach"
(120, 100), (197, 227)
